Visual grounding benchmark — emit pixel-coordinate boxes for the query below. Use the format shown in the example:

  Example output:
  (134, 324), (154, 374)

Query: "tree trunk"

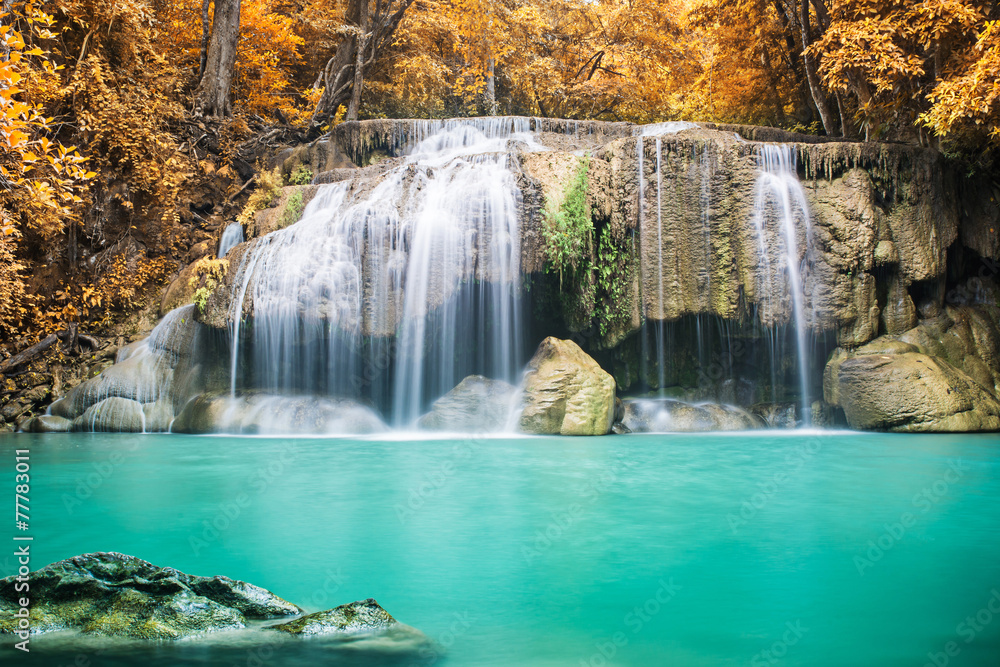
(798, 0), (836, 135)
(835, 91), (855, 138)
(193, 0), (241, 117)
(345, 0), (369, 121)
(310, 0), (415, 129)
(485, 56), (497, 115)
(198, 0), (211, 80)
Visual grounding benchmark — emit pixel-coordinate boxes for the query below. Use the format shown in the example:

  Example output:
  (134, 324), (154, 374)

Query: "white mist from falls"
(228, 118), (533, 426)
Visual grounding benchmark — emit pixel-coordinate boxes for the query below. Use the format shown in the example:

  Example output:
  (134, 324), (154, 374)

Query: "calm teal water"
(1, 431), (999, 666)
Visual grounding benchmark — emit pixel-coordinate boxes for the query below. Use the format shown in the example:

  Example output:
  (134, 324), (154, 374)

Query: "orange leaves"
(1, 1), (94, 244)
(369, 0), (698, 121)
(919, 19), (1000, 141)
(157, 0), (307, 118)
(809, 0), (997, 145)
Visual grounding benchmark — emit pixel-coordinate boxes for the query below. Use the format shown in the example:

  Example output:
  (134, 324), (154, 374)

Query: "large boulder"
(26, 414), (73, 433)
(518, 337), (616, 435)
(623, 398), (764, 432)
(172, 393), (388, 435)
(826, 352), (1000, 432)
(825, 305), (1000, 432)
(417, 375), (517, 432)
(73, 397), (146, 432)
(47, 305), (209, 432)
(0, 552), (300, 639)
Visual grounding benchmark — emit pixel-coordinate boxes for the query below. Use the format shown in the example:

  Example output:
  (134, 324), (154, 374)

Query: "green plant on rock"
(288, 165), (314, 185)
(188, 258), (229, 315)
(282, 190), (305, 228)
(237, 167), (283, 227)
(594, 226), (637, 340)
(543, 156), (593, 290)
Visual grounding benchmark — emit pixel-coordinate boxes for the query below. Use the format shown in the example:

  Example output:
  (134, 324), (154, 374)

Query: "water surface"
(1, 431), (998, 666)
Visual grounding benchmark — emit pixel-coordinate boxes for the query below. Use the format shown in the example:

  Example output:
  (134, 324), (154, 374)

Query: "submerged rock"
(417, 375), (517, 432)
(268, 598), (437, 657)
(172, 393), (388, 435)
(623, 398), (764, 432)
(0, 552), (300, 639)
(518, 337), (616, 436)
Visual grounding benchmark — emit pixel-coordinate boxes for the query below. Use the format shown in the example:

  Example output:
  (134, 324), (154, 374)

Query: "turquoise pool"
(1, 431), (999, 666)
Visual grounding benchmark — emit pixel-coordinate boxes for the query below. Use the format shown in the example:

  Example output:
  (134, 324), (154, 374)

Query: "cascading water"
(218, 223), (244, 258)
(227, 118), (533, 426)
(750, 144), (814, 422)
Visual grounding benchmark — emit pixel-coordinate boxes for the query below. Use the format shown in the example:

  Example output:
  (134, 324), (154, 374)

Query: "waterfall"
(751, 144), (814, 422)
(227, 119), (531, 425)
(218, 223), (244, 258)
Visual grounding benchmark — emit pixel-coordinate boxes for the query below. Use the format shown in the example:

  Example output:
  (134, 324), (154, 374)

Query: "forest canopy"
(1, 0), (997, 343)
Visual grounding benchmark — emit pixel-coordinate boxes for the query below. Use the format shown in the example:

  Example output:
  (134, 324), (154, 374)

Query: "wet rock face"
(623, 398), (764, 432)
(417, 375), (517, 432)
(0, 552), (300, 639)
(519, 337), (616, 436)
(270, 598), (396, 636)
(37, 306), (213, 433)
(749, 402), (799, 429)
(825, 305), (1000, 431)
(171, 393), (389, 435)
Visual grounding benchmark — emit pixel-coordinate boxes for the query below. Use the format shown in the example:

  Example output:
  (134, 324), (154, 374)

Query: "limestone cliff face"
(520, 131), (962, 350)
(198, 118), (971, 353)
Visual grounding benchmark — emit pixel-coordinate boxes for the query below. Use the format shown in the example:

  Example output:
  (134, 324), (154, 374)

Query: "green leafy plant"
(288, 164), (314, 185)
(188, 258), (229, 315)
(542, 155), (592, 290)
(593, 227), (637, 339)
(281, 189), (305, 228)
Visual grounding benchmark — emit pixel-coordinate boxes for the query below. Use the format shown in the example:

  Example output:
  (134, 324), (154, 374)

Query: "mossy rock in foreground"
(0, 552), (301, 639)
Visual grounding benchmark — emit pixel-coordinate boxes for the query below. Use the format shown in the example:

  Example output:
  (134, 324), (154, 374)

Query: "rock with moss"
(417, 375), (517, 432)
(0, 552), (300, 639)
(519, 337), (616, 436)
(267, 598), (437, 656)
(269, 598), (397, 637)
